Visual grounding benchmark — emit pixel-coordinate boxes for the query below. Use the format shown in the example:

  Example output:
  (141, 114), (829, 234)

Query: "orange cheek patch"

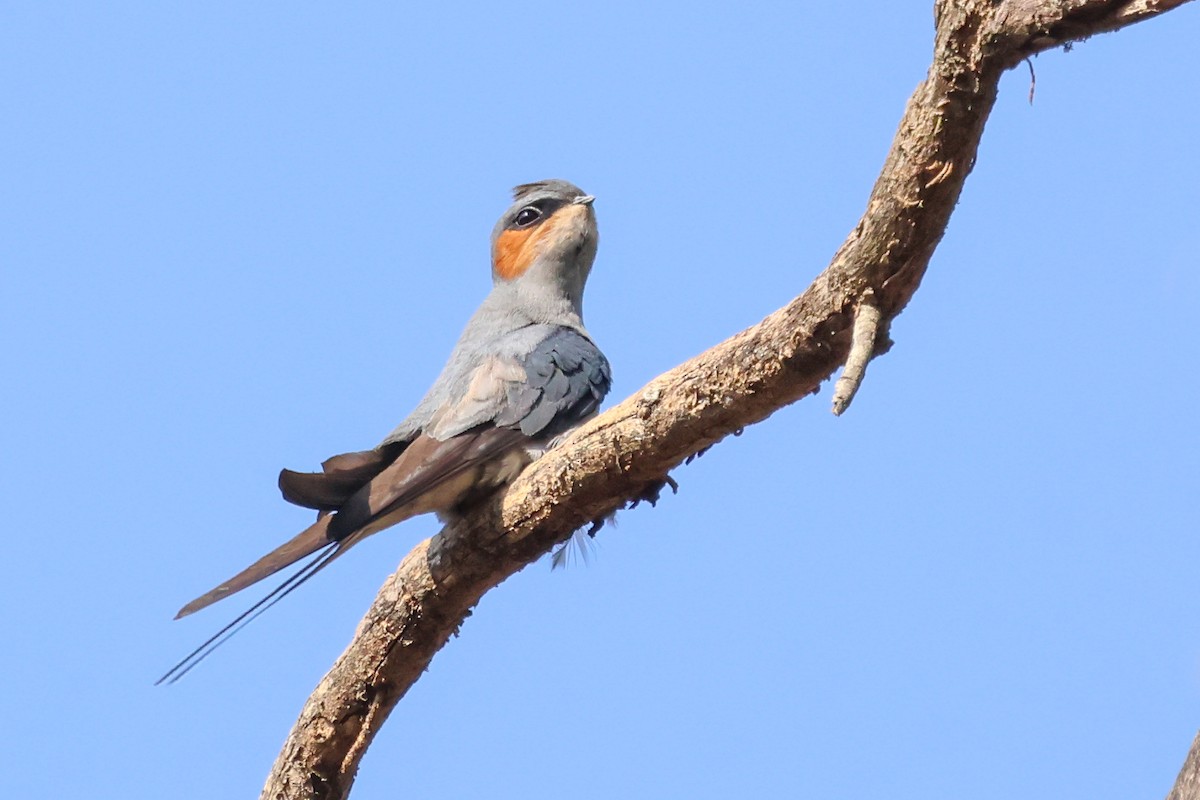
(493, 219), (557, 281)
(493, 228), (534, 281)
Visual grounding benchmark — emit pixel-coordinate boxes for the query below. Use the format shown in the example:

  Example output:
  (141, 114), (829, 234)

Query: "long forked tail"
(157, 516), (344, 685)
(155, 542), (348, 685)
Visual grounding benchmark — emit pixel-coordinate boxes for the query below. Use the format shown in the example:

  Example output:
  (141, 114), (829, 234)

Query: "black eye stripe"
(508, 198), (568, 231)
(513, 206), (541, 228)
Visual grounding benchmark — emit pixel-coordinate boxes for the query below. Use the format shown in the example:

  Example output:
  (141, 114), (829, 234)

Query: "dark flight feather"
(175, 515), (336, 618)
(278, 441), (407, 510)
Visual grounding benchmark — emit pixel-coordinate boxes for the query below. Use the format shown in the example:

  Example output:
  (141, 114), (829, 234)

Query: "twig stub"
(831, 291), (883, 416)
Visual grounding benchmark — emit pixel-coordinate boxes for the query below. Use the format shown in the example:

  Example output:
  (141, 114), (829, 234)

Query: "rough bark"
(261, 2), (1195, 798)
(1168, 732), (1200, 800)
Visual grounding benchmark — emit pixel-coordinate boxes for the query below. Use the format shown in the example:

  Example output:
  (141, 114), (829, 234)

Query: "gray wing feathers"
(431, 326), (610, 441)
(502, 327), (611, 438)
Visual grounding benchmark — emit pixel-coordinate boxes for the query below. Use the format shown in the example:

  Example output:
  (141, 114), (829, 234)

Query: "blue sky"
(3, 3), (1198, 798)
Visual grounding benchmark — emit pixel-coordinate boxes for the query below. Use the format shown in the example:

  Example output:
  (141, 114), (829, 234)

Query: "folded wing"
(171, 328), (611, 624)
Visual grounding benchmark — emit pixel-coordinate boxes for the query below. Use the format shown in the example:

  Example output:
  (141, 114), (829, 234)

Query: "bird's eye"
(513, 206), (542, 227)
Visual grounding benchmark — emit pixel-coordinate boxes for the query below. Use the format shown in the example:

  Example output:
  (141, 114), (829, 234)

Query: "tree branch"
(261, 1), (1195, 797)
(1168, 731), (1200, 800)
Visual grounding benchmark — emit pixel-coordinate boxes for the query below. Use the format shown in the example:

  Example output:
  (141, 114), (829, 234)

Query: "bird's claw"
(628, 475), (679, 510)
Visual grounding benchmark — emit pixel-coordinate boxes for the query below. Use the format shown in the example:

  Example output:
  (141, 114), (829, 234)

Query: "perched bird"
(159, 180), (610, 683)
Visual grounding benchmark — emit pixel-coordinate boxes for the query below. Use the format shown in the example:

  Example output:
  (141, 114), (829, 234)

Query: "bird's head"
(490, 180), (598, 301)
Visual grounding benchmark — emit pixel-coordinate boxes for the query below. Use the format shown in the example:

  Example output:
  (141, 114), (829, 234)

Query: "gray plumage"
(501, 328), (610, 437)
(159, 180), (609, 684)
